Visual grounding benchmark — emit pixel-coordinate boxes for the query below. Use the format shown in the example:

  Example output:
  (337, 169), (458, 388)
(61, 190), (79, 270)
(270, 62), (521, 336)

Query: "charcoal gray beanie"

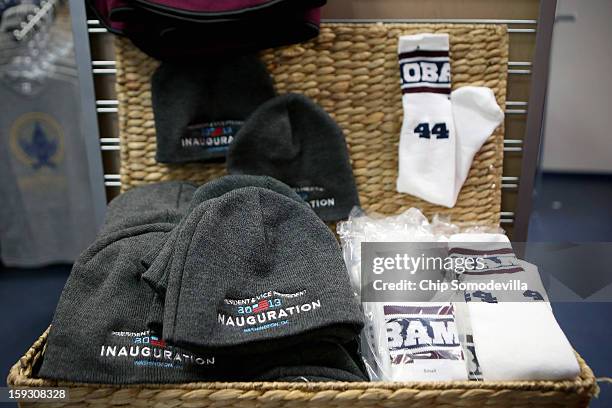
(152, 55), (276, 163)
(227, 93), (360, 222)
(142, 175), (311, 331)
(38, 181), (219, 384)
(38, 180), (367, 383)
(142, 186), (363, 355)
(186, 174), (309, 214)
(100, 180), (197, 236)
(141, 175), (310, 295)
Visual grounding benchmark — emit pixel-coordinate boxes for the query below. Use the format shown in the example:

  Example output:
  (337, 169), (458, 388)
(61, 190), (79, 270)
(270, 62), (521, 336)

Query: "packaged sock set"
(447, 234), (580, 381)
(396, 33), (504, 207)
(337, 209), (469, 381)
(38, 176), (367, 384)
(337, 208), (580, 382)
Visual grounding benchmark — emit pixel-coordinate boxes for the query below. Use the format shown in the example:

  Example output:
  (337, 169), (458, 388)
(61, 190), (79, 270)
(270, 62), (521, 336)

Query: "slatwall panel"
(85, 0), (548, 239)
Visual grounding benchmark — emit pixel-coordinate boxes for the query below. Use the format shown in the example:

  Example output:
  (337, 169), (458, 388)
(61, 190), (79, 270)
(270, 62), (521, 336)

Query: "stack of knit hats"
(152, 52), (361, 221)
(38, 176), (367, 383)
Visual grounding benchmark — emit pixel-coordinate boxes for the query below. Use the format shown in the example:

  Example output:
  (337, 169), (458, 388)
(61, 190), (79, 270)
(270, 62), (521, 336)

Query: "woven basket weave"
(115, 23), (507, 226)
(7, 328), (598, 408)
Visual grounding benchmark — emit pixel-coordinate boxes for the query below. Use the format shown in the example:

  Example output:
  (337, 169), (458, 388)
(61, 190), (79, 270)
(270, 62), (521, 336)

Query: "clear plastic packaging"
(338, 207), (506, 382)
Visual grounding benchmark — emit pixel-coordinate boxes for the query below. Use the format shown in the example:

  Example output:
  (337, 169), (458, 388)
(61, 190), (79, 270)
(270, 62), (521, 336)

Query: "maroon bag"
(88, 0), (325, 60)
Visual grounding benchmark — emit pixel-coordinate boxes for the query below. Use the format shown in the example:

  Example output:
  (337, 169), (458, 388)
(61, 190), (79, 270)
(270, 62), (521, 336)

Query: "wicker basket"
(7, 328), (598, 407)
(5, 23), (599, 407)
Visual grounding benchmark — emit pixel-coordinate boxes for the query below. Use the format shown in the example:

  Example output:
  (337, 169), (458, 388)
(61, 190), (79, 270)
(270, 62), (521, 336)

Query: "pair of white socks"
(468, 302), (580, 381)
(446, 233), (579, 381)
(396, 33), (504, 207)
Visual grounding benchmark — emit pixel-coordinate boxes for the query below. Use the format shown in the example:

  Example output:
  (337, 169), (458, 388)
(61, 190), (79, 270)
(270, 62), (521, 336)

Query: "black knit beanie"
(37, 180), (367, 383)
(151, 55), (276, 163)
(141, 185), (364, 355)
(227, 93), (360, 221)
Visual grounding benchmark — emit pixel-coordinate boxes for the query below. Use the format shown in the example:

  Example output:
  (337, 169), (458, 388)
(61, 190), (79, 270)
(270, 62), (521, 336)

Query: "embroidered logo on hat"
(99, 330), (215, 369)
(217, 290), (324, 333)
(182, 120), (243, 153)
(294, 185), (337, 210)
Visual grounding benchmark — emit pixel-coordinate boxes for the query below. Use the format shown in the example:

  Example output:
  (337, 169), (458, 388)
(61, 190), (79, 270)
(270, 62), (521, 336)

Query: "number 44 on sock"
(413, 123), (450, 139)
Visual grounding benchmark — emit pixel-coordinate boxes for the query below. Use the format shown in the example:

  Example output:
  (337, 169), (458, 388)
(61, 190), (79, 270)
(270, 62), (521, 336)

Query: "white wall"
(541, 0), (612, 173)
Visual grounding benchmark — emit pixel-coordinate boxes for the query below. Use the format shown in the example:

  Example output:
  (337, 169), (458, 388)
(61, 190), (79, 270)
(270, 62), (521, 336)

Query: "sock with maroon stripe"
(396, 33), (457, 207)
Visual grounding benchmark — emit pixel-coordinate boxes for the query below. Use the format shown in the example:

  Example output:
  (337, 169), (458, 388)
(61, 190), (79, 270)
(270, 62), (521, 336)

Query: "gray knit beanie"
(38, 181), (219, 384)
(227, 93), (360, 221)
(100, 181), (197, 236)
(142, 186), (363, 354)
(152, 55), (276, 163)
(142, 175), (311, 331)
(141, 175), (310, 295)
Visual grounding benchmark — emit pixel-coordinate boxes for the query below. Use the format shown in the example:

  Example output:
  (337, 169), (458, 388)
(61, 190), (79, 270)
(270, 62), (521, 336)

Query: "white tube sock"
(396, 33), (457, 207)
(450, 86), (504, 204)
(468, 302), (580, 381)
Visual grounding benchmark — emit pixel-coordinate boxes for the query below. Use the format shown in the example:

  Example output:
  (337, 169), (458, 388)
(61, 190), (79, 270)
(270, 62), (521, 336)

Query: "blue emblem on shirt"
(19, 122), (58, 169)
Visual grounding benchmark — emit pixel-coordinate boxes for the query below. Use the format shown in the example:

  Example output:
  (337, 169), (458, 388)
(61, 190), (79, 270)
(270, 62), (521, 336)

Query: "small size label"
(181, 120), (243, 152)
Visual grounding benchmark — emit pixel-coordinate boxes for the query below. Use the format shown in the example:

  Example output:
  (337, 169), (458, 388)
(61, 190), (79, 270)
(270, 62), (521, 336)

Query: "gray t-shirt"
(0, 78), (97, 266)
